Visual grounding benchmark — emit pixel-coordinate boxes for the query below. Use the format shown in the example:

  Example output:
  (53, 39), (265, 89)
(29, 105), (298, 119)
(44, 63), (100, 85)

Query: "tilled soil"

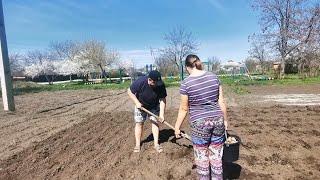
(0, 89), (130, 161)
(0, 84), (319, 179)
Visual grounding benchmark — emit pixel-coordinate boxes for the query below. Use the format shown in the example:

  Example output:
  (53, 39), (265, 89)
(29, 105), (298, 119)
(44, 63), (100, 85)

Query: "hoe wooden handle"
(140, 107), (191, 141)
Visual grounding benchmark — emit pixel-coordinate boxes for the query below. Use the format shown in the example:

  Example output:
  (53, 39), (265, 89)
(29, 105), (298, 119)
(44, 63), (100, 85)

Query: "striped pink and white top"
(180, 71), (223, 121)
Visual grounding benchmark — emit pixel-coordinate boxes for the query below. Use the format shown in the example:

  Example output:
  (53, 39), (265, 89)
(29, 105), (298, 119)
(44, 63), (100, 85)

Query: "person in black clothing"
(127, 70), (167, 153)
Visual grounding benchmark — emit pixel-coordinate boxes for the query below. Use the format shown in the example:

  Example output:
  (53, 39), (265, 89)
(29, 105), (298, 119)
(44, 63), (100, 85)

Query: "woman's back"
(180, 71), (223, 121)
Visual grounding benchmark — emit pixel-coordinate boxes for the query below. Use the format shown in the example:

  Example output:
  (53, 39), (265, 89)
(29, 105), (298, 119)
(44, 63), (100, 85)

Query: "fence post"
(180, 60), (184, 80)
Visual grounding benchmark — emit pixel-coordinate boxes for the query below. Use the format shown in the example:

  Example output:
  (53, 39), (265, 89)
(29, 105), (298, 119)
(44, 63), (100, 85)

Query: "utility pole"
(0, 0), (15, 111)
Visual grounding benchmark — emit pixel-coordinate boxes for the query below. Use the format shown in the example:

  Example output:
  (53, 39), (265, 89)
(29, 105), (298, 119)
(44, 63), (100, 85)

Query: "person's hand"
(159, 115), (165, 123)
(135, 102), (142, 109)
(224, 120), (228, 130)
(175, 128), (181, 138)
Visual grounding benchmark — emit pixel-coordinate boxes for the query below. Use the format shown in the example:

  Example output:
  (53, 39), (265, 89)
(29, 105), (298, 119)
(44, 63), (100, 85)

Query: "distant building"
(221, 60), (247, 74)
(273, 62), (281, 70)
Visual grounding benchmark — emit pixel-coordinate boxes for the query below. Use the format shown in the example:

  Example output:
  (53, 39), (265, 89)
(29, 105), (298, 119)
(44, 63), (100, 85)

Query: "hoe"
(140, 107), (191, 141)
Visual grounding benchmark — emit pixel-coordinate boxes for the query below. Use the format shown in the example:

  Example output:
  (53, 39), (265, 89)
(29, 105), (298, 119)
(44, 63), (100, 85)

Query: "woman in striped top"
(174, 54), (228, 180)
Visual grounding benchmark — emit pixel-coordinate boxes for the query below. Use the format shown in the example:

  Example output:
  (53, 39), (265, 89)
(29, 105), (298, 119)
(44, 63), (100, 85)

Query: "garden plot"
(0, 85), (320, 179)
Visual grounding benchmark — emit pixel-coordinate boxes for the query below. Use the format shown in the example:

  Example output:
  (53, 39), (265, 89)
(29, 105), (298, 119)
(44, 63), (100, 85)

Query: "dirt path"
(0, 84), (319, 179)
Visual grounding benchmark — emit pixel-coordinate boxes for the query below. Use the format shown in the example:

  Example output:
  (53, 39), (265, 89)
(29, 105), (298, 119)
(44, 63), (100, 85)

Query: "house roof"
(222, 61), (244, 67)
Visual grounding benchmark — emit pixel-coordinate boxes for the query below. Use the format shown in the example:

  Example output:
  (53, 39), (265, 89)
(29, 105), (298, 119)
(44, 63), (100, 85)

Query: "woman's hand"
(159, 115), (165, 123)
(175, 128), (181, 138)
(175, 95), (188, 139)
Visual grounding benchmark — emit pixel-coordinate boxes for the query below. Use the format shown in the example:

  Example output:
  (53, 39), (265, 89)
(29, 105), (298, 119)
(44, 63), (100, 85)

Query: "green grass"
(163, 78), (181, 88)
(219, 74), (320, 86)
(10, 81), (131, 95)
(7, 78), (181, 96)
(270, 75), (320, 85)
(219, 74), (320, 94)
(1, 74), (319, 96)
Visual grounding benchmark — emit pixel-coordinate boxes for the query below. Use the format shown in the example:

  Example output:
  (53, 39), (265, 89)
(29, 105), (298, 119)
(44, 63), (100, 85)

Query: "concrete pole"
(0, 0), (15, 111)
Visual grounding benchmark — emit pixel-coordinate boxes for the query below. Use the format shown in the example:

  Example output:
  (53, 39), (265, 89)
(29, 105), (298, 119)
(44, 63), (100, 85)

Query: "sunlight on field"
(261, 94), (320, 106)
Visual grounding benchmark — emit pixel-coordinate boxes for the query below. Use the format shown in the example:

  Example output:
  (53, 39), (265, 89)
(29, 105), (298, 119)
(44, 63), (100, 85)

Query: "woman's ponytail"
(185, 54), (203, 70)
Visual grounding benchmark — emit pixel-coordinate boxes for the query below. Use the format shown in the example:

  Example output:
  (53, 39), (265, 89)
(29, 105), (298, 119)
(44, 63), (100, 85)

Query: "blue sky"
(3, 0), (260, 68)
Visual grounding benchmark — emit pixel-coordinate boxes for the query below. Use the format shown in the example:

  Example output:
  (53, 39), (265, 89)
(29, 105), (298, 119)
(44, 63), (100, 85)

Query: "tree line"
(249, 0), (320, 78)
(154, 1), (320, 79)
(9, 0), (320, 82)
(9, 40), (134, 84)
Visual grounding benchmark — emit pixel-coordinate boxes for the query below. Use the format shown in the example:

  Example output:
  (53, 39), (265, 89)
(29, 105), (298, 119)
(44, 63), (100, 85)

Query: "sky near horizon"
(3, 0), (260, 68)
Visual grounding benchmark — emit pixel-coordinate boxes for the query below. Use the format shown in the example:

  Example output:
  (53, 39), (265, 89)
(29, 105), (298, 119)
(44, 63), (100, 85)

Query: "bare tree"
(296, 43), (320, 78)
(207, 56), (221, 73)
(49, 40), (80, 61)
(80, 40), (107, 74)
(295, 3), (320, 77)
(117, 59), (136, 82)
(151, 47), (178, 76)
(105, 48), (120, 68)
(154, 56), (179, 76)
(79, 40), (119, 78)
(162, 26), (198, 79)
(297, 50), (320, 77)
(25, 50), (57, 84)
(26, 50), (54, 65)
(248, 34), (269, 74)
(252, 0), (320, 78)
(9, 52), (24, 76)
(244, 58), (259, 73)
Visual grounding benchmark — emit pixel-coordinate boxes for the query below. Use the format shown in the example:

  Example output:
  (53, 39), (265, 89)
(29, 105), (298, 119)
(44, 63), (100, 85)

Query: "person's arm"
(174, 94), (188, 137)
(159, 98), (166, 123)
(218, 86), (228, 130)
(127, 88), (142, 108)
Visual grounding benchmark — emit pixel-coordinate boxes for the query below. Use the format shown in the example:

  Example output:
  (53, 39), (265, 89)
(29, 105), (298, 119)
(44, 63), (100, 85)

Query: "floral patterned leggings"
(190, 116), (225, 180)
